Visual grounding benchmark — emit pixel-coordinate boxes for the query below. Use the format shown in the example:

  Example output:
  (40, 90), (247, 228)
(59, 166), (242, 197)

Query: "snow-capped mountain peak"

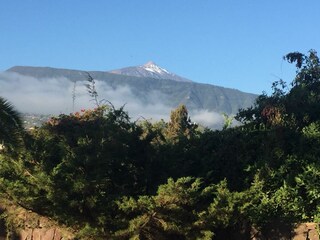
(109, 61), (192, 82)
(142, 61), (169, 74)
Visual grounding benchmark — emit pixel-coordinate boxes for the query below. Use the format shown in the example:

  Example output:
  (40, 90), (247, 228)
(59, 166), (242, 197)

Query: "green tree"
(165, 105), (197, 142)
(284, 50), (320, 128)
(236, 50), (320, 130)
(115, 177), (214, 240)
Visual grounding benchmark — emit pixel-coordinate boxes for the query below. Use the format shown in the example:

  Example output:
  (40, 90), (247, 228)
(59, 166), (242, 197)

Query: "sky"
(1, 1), (320, 94)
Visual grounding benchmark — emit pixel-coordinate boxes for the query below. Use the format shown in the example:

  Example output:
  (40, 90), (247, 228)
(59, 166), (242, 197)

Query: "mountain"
(5, 65), (258, 127)
(109, 61), (192, 82)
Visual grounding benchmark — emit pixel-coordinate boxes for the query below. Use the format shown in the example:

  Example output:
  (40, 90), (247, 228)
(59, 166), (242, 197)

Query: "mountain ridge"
(5, 65), (258, 117)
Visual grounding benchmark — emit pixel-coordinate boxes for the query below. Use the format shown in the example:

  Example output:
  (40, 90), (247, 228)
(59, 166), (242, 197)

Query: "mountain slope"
(6, 66), (257, 115)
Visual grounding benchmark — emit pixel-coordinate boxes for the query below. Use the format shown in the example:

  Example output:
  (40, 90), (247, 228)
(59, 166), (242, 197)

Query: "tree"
(0, 97), (23, 149)
(236, 50), (320, 130)
(115, 177), (214, 240)
(284, 50), (320, 128)
(165, 105), (197, 142)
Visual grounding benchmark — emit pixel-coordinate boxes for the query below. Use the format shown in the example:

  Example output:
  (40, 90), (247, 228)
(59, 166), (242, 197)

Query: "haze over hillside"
(2, 63), (258, 128)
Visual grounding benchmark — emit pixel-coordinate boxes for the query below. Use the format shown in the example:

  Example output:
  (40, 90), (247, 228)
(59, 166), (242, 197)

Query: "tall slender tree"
(165, 104), (197, 141)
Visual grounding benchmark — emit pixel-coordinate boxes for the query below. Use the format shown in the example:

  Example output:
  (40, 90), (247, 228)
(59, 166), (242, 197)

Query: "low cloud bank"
(0, 72), (225, 128)
(190, 109), (224, 128)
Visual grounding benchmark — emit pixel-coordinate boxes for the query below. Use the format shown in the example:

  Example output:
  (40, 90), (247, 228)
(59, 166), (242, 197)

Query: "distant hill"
(6, 65), (257, 115)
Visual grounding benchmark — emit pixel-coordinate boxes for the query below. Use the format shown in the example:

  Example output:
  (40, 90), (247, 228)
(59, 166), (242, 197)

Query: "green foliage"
(237, 50), (320, 130)
(222, 113), (234, 130)
(116, 177), (213, 240)
(1, 106), (152, 236)
(295, 163), (320, 219)
(302, 121), (320, 139)
(0, 96), (23, 150)
(42, 106), (148, 226)
(165, 105), (198, 142)
(116, 176), (303, 239)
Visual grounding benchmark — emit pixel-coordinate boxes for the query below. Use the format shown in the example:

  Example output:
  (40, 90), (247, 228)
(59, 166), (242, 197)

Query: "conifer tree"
(166, 105), (197, 141)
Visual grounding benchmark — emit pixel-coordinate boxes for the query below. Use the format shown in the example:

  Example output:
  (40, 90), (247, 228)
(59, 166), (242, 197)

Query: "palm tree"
(0, 97), (23, 149)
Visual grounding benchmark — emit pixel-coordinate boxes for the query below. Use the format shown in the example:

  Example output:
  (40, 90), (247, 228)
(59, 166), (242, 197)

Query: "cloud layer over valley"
(0, 72), (225, 128)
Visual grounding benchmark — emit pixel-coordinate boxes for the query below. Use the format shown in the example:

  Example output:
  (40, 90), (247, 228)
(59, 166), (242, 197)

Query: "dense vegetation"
(1, 50), (320, 239)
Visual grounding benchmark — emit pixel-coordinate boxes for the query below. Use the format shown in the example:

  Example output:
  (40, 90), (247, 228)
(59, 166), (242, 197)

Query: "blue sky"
(1, 1), (319, 94)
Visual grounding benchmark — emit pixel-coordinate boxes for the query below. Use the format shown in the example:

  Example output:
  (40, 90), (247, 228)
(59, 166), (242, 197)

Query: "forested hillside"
(1, 50), (320, 239)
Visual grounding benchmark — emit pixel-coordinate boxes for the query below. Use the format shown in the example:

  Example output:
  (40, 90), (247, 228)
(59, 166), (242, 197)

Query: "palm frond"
(0, 97), (23, 148)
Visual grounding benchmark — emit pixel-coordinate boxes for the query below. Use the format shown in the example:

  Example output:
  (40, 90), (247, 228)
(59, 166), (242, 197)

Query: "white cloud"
(190, 109), (224, 129)
(0, 72), (225, 128)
